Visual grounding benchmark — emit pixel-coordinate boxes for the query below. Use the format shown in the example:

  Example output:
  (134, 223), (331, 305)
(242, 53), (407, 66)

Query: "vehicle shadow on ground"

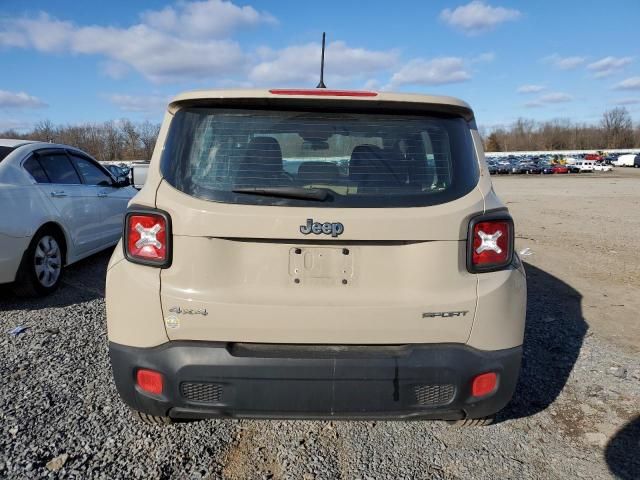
(497, 262), (587, 422)
(0, 248), (112, 311)
(605, 416), (640, 479)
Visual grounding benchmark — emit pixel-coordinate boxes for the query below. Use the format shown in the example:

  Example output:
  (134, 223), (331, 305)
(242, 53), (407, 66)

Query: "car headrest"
(349, 144), (386, 182)
(241, 136), (283, 173)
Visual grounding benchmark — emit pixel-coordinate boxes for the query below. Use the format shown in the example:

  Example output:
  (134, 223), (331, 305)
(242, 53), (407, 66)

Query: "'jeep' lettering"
(300, 218), (344, 237)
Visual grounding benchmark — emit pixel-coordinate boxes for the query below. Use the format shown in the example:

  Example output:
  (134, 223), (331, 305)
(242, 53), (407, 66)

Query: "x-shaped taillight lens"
(125, 212), (170, 266)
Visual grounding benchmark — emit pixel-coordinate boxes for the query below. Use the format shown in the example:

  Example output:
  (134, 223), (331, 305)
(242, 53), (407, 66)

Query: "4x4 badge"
(169, 306), (208, 316)
(300, 218), (344, 237)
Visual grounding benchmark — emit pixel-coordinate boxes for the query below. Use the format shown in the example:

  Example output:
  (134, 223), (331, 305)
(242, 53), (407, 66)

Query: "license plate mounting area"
(288, 247), (354, 286)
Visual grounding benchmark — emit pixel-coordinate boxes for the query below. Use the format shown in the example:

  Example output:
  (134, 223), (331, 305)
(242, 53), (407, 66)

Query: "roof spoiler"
(168, 96), (475, 123)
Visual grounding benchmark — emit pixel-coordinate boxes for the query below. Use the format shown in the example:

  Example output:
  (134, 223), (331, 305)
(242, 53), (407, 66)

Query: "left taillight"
(123, 209), (172, 267)
(467, 212), (514, 273)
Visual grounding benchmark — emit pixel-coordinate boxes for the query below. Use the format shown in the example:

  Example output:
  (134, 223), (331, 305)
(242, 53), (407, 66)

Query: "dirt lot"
(1, 168), (638, 479)
(495, 168), (640, 356)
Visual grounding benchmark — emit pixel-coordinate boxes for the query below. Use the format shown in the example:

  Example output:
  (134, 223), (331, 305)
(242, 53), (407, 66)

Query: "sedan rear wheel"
(34, 235), (62, 288)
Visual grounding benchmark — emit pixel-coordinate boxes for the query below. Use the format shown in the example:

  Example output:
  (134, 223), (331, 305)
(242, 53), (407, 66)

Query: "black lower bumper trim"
(109, 341), (522, 420)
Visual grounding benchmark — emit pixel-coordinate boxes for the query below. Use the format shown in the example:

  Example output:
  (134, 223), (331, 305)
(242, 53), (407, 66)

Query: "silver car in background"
(0, 139), (138, 296)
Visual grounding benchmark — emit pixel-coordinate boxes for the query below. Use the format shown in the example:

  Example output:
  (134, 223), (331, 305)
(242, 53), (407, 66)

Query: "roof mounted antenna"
(316, 32), (327, 88)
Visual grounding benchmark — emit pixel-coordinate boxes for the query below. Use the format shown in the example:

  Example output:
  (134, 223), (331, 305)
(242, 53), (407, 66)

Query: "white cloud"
(612, 98), (640, 106)
(524, 92), (573, 108)
(472, 52), (496, 63)
(107, 94), (169, 113)
(0, 90), (47, 109)
(0, 1), (276, 83)
(440, 1), (521, 35)
(363, 79), (382, 91)
(539, 92), (573, 103)
(587, 56), (633, 78)
(249, 41), (398, 86)
(613, 76), (640, 90)
(543, 54), (586, 70)
(71, 24), (247, 82)
(386, 57), (471, 89)
(100, 61), (130, 80)
(0, 14), (74, 52)
(517, 84), (545, 94)
(140, 0), (276, 39)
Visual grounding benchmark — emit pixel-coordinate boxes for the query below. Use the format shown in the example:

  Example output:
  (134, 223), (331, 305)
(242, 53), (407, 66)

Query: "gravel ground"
(1, 170), (639, 479)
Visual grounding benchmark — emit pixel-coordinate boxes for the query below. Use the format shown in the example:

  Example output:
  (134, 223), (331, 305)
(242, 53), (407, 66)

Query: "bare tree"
(485, 132), (502, 152)
(482, 110), (637, 151)
(601, 107), (634, 149)
(137, 121), (161, 159)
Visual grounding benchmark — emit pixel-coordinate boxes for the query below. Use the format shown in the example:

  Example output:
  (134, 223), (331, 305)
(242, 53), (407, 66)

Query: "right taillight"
(123, 209), (172, 267)
(467, 213), (514, 273)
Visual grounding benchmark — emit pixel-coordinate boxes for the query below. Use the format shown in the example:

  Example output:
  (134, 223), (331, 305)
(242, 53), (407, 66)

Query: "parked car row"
(0, 140), (138, 295)
(487, 155), (615, 175)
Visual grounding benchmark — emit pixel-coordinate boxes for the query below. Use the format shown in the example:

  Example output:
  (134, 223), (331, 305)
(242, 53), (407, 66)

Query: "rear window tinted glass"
(24, 156), (50, 183)
(161, 108), (479, 207)
(37, 152), (81, 184)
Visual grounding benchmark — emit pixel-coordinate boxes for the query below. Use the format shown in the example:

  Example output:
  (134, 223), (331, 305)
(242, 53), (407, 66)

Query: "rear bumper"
(109, 341), (522, 420)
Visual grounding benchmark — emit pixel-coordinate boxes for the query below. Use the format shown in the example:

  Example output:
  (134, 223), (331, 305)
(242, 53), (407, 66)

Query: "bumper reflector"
(471, 372), (497, 397)
(136, 369), (164, 395)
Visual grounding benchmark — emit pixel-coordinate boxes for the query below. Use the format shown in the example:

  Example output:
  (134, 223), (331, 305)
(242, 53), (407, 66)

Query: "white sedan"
(0, 139), (138, 296)
(593, 162), (613, 172)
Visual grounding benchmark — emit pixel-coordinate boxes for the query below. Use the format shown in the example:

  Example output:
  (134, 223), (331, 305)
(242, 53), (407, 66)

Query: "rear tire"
(132, 410), (173, 425)
(13, 227), (65, 297)
(448, 416), (495, 427)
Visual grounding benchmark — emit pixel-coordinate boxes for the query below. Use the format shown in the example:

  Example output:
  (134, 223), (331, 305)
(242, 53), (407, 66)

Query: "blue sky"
(1, 0), (639, 131)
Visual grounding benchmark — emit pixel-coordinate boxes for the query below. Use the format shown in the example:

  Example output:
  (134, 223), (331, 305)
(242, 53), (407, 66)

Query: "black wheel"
(14, 227), (65, 297)
(448, 416), (495, 427)
(132, 409), (173, 425)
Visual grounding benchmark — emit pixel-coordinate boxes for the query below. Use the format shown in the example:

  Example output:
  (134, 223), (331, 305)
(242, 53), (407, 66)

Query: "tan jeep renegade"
(106, 88), (527, 425)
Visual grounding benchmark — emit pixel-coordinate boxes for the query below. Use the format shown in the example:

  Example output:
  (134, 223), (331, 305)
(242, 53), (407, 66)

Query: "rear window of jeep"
(161, 107), (479, 207)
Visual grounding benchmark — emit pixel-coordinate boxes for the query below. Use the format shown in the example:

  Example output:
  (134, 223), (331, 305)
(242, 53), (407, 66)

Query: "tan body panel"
(106, 243), (168, 347)
(468, 266), (527, 350)
(160, 237), (477, 344)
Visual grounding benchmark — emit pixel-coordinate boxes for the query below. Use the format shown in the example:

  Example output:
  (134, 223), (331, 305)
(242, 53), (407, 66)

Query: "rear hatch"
(156, 98), (483, 344)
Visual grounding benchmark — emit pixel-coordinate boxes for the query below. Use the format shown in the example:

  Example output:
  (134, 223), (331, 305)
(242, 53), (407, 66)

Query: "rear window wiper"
(232, 186), (329, 201)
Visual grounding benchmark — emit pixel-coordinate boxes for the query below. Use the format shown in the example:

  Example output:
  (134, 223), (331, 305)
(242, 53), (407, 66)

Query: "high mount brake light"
(123, 210), (172, 267)
(467, 214), (514, 273)
(269, 89), (378, 97)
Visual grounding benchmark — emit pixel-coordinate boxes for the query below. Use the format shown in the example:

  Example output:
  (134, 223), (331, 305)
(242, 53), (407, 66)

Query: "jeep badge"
(300, 218), (344, 237)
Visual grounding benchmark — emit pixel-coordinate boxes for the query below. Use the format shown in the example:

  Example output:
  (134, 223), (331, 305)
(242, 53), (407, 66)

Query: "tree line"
(481, 107), (640, 152)
(2, 107), (639, 159)
(1, 119), (161, 161)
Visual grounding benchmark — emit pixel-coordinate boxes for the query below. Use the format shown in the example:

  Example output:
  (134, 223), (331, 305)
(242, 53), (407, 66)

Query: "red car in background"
(552, 164), (569, 174)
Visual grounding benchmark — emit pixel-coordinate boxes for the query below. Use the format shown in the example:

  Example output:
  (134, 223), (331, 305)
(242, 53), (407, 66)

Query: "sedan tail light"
(467, 213), (514, 273)
(123, 209), (172, 267)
